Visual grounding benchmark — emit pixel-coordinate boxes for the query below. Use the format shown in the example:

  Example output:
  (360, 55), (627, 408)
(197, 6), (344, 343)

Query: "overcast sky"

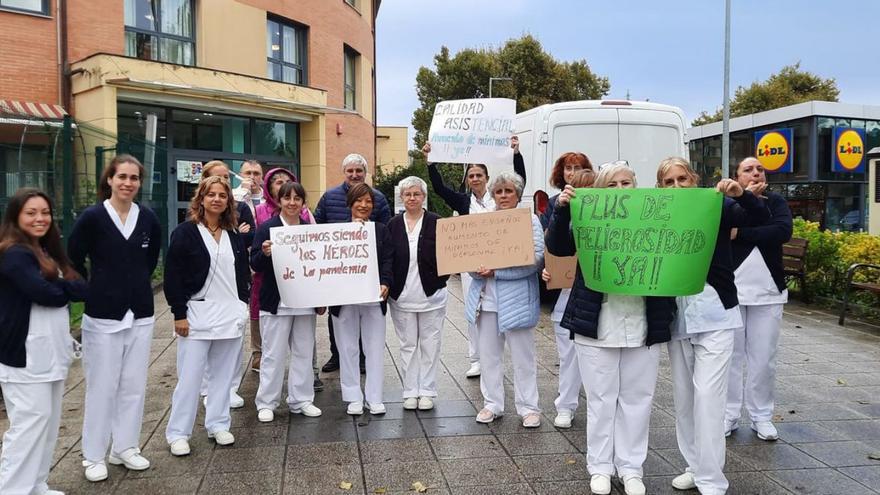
(376, 0), (880, 143)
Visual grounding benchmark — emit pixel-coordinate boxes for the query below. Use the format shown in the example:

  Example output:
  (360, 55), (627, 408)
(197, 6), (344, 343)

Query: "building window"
(344, 47), (358, 110)
(344, 0), (358, 8)
(0, 0), (48, 15)
(124, 0), (194, 66)
(266, 18), (307, 85)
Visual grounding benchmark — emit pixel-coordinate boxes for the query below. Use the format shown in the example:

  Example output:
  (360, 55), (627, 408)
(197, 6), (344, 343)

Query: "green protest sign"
(569, 188), (722, 296)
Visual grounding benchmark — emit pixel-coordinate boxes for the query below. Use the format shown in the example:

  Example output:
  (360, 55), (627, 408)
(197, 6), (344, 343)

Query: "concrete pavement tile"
(282, 463), (363, 495)
(774, 403), (870, 422)
(487, 415), (556, 434)
(421, 416), (493, 437)
(208, 445), (285, 473)
(648, 426), (680, 450)
(532, 480), (601, 495)
(495, 431), (578, 455)
(644, 449), (680, 476)
(227, 424), (288, 448)
(794, 441), (880, 467)
(839, 466), (880, 491)
(642, 475), (696, 495)
(429, 435), (506, 460)
(287, 419), (357, 444)
(512, 453), (588, 482)
(360, 437), (434, 464)
(728, 443), (825, 470)
(560, 430), (585, 453)
(126, 448), (212, 479)
(451, 484), (534, 495)
(766, 468), (876, 495)
(723, 472), (792, 494)
(117, 474), (202, 494)
(414, 399), (478, 418)
(851, 403), (880, 419)
(363, 459), (446, 492)
(772, 421), (849, 443)
(649, 407), (677, 428)
(818, 420), (880, 441)
(200, 470), (282, 494)
(440, 457), (527, 487)
(285, 441), (360, 467)
(355, 416), (425, 440)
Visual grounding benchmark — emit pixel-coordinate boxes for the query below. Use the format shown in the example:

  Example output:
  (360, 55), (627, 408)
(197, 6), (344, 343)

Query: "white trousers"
(166, 337), (241, 442)
(201, 335), (247, 397)
(255, 314), (316, 410)
(81, 322), (153, 462)
(0, 380), (64, 495)
(668, 329), (735, 495)
(577, 344), (660, 478)
(461, 273), (480, 364)
(477, 311), (539, 416)
(554, 322), (583, 413)
(726, 304), (783, 423)
(390, 306), (445, 398)
(333, 305), (386, 404)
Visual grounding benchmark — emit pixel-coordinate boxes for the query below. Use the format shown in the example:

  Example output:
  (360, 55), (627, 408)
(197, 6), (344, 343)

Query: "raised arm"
(735, 193), (793, 246)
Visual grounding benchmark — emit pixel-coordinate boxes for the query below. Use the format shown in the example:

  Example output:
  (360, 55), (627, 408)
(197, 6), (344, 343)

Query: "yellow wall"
(196, 0), (266, 77)
(376, 126), (409, 173)
(870, 157), (879, 236)
(300, 118), (327, 204)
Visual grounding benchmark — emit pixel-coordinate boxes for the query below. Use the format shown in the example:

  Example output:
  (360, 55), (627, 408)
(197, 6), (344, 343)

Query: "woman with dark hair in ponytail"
(68, 154), (162, 482)
(0, 188), (87, 495)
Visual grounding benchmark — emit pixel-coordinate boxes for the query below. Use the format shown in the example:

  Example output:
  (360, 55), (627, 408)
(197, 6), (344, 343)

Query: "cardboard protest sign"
(569, 189), (722, 296)
(269, 222), (381, 308)
(427, 98), (515, 167)
(436, 208), (535, 276)
(544, 253), (577, 290)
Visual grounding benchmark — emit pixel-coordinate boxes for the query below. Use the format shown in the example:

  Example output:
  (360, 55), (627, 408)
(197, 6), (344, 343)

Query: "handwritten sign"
(436, 208), (535, 275)
(545, 253), (577, 290)
(427, 98), (515, 166)
(569, 189), (722, 296)
(270, 222), (381, 308)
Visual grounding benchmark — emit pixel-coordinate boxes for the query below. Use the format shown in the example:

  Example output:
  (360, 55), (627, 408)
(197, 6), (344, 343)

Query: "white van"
(502, 100), (689, 213)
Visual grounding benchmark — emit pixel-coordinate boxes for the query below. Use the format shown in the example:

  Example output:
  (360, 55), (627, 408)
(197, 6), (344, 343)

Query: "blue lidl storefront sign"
(832, 127), (866, 173)
(754, 128), (793, 173)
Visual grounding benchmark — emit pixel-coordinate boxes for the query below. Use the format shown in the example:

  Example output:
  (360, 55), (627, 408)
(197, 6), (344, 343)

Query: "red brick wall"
(0, 6), (59, 104)
(66, 0), (124, 63)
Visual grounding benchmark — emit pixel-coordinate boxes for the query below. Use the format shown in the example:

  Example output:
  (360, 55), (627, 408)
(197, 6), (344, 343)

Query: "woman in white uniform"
(656, 157), (770, 495)
(726, 157), (792, 441)
(332, 183), (394, 416)
(68, 155), (162, 482)
(163, 176), (251, 454)
(0, 188), (88, 495)
(251, 181), (324, 423)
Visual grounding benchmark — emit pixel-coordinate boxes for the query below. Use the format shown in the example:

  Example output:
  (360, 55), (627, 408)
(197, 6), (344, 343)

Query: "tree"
(692, 63), (839, 126)
(373, 150), (463, 218)
(412, 35), (610, 146)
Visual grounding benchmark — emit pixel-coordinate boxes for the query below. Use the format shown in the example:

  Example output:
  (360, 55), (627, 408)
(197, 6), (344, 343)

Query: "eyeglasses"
(597, 160), (630, 171)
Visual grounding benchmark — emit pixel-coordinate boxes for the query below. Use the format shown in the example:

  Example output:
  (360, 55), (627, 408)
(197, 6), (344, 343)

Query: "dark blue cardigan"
(731, 192), (792, 293)
(67, 204), (162, 320)
(163, 221), (251, 321)
(388, 211), (449, 301)
(427, 152), (526, 216)
(313, 183), (391, 225)
(0, 246), (88, 367)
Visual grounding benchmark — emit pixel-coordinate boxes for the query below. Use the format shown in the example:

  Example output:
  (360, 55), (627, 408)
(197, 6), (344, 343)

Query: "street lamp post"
(722, 0), (732, 179)
(489, 77), (513, 98)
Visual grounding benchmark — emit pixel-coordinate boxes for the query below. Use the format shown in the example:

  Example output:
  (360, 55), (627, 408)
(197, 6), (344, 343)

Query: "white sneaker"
(210, 430), (235, 446)
(465, 362), (481, 378)
(418, 397), (434, 410)
(522, 413), (541, 428)
(291, 402), (322, 417)
(725, 418), (739, 437)
(590, 474), (612, 495)
(82, 460), (108, 482)
(554, 409), (573, 429)
(672, 471), (696, 490)
(347, 401), (364, 415)
(622, 475), (646, 495)
(752, 420), (779, 441)
(229, 390), (245, 409)
(45, 490), (65, 495)
(368, 402), (386, 415)
(169, 438), (191, 456)
(257, 408), (274, 423)
(403, 397), (418, 410)
(108, 448), (150, 471)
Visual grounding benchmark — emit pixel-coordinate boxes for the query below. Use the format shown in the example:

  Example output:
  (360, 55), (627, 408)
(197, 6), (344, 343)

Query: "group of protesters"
(0, 133), (790, 495)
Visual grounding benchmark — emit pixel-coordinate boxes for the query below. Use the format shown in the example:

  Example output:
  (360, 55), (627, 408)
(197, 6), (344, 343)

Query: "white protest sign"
(270, 222), (381, 308)
(427, 98), (515, 167)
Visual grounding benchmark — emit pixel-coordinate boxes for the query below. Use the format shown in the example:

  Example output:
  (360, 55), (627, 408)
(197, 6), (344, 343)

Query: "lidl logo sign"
(754, 128), (793, 173)
(832, 127), (865, 173)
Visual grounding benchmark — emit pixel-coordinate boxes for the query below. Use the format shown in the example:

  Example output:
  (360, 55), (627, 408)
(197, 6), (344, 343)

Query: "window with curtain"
(266, 18), (307, 85)
(124, 0), (194, 66)
(0, 0), (48, 15)
(344, 47), (358, 110)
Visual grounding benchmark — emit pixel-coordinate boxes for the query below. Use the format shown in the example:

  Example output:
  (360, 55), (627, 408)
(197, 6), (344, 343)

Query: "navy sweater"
(163, 222), (252, 321)
(67, 204), (162, 320)
(313, 182), (391, 225)
(731, 191), (793, 293)
(388, 211), (449, 301)
(0, 246), (88, 367)
(427, 152), (526, 215)
(237, 201), (256, 248)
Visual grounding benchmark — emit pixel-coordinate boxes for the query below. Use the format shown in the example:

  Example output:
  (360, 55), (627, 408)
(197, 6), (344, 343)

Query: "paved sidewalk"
(3, 277), (880, 494)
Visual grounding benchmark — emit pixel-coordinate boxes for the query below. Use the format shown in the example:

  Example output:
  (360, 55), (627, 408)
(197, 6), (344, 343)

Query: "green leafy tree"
(692, 63), (839, 126)
(412, 35), (610, 146)
(373, 150), (463, 218)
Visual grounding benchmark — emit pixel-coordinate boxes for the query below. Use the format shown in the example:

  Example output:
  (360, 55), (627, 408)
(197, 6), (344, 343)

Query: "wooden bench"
(783, 237), (809, 300)
(838, 263), (880, 326)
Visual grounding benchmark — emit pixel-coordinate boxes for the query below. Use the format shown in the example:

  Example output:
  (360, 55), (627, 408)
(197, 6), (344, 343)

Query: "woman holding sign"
(423, 138), (525, 379)
(464, 171), (544, 428)
(656, 157), (770, 495)
(163, 176), (251, 455)
(388, 177), (449, 411)
(545, 163), (675, 495)
(726, 157), (792, 442)
(250, 181), (324, 423)
(331, 183), (394, 416)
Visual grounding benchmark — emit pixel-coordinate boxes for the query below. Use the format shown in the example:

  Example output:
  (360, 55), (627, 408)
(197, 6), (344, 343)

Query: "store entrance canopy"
(0, 99), (67, 120)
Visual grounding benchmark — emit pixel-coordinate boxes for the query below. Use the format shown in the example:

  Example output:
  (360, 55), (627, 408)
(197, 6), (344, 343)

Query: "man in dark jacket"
(314, 153), (391, 371)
